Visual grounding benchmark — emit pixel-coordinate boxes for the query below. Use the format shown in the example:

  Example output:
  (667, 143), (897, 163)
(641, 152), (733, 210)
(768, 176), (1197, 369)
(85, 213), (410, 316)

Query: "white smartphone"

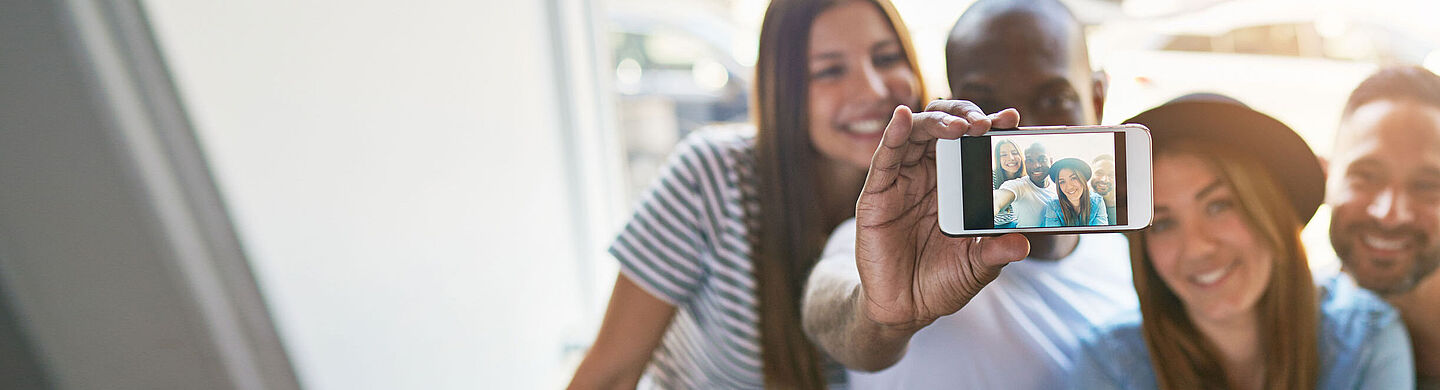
(937, 125), (1153, 236)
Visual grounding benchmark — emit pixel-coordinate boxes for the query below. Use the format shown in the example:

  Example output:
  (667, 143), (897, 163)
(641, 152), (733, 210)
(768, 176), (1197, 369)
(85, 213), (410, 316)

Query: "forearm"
(802, 274), (916, 372)
(994, 189), (1015, 214)
(568, 274), (675, 390)
(567, 363), (641, 390)
(570, 326), (649, 390)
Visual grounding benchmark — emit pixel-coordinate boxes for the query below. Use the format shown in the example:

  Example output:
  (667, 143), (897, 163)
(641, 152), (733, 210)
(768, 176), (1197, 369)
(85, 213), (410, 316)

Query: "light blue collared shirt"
(1070, 274), (1414, 389)
(1041, 193), (1109, 227)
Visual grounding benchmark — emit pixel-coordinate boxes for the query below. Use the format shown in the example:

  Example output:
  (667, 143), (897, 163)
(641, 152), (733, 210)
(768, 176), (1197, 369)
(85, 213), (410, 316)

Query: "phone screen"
(960, 132), (1128, 230)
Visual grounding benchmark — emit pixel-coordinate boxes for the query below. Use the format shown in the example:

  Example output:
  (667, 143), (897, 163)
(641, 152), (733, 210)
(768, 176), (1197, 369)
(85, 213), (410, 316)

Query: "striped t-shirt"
(609, 128), (843, 388)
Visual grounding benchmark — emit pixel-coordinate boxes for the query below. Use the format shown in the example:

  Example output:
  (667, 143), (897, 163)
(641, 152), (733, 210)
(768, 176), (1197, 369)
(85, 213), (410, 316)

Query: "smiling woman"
(992, 139), (1024, 228)
(1071, 100), (1414, 390)
(1042, 157), (1105, 227)
(567, 0), (928, 388)
(803, 1), (920, 169)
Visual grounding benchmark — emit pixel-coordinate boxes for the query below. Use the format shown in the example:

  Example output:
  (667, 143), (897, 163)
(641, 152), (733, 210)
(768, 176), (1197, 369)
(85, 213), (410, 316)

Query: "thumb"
(881, 105), (913, 149)
(988, 108), (1020, 129)
(971, 233), (1030, 267)
(864, 105), (915, 194)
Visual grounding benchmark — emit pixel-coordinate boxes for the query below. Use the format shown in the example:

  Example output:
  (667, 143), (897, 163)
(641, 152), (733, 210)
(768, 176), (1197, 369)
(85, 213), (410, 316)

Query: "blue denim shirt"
(1071, 274), (1413, 389)
(1041, 192), (1108, 227)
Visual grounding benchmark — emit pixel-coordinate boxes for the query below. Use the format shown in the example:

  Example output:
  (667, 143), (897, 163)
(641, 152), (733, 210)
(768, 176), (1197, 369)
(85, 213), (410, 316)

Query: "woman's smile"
(1188, 258), (1241, 288)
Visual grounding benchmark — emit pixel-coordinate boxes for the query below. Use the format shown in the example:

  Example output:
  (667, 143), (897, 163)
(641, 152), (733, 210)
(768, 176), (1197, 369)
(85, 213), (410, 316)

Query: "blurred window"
(606, 12), (751, 201)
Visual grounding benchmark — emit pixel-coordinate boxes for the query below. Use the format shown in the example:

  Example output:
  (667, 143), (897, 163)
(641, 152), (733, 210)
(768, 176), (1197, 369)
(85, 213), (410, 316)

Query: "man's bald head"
(947, 0), (1088, 70)
(944, 0), (1102, 126)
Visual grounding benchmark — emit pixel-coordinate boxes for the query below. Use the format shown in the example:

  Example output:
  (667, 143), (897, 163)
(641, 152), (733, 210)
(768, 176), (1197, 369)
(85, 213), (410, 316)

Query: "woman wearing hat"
(1070, 100), (1414, 389)
(1041, 157), (1107, 227)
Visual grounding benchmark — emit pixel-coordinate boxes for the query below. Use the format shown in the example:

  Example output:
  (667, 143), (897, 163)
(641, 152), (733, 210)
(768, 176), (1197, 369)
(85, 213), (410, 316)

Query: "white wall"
(143, 1), (591, 388)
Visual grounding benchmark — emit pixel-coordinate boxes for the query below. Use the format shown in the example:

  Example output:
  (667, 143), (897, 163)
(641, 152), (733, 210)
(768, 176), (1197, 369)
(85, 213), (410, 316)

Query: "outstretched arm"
(803, 220), (915, 371)
(802, 101), (1030, 371)
(994, 188), (1017, 215)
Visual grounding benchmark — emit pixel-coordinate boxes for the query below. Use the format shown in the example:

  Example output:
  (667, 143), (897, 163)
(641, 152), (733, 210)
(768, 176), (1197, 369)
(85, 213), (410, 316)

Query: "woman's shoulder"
(1318, 274), (1402, 349)
(1087, 193), (1106, 209)
(675, 124), (756, 158)
(1042, 197), (1062, 208)
(661, 125), (757, 187)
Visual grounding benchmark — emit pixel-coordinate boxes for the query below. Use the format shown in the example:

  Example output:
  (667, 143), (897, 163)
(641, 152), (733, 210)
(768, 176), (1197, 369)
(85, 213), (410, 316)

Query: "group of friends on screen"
(992, 139), (1118, 228)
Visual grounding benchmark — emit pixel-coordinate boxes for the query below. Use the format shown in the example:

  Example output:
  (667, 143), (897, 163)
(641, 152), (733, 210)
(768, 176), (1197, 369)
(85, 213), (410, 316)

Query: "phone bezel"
(936, 124), (1153, 236)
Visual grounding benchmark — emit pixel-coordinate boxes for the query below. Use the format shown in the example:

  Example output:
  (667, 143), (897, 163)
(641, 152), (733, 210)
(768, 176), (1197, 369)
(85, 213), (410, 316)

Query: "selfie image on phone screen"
(959, 132), (1127, 230)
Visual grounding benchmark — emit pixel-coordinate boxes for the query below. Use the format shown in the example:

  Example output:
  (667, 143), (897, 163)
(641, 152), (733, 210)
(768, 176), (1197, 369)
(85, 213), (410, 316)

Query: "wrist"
(852, 286), (928, 341)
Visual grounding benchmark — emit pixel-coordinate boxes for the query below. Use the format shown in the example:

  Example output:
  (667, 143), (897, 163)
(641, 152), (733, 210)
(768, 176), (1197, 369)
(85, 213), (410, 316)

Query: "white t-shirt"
(820, 219), (1137, 390)
(999, 176), (1058, 227)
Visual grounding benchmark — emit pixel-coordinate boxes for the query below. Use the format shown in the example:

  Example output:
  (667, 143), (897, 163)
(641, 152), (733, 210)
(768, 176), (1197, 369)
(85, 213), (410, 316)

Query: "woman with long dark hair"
(1072, 101), (1413, 389)
(566, 0), (995, 388)
(1041, 157), (1106, 227)
(992, 139), (1024, 228)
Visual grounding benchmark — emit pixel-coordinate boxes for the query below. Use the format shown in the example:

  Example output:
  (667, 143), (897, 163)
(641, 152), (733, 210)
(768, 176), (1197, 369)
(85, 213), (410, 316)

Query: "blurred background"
(3, 0), (1440, 389)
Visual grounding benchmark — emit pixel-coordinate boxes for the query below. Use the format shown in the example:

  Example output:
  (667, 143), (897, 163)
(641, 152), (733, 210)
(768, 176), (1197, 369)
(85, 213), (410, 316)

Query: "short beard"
(1333, 229), (1440, 295)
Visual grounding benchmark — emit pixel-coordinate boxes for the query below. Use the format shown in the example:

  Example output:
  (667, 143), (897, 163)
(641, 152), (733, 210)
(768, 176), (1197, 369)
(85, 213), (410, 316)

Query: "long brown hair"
(1129, 141), (1319, 389)
(992, 139), (1024, 187)
(750, 0), (924, 387)
(1056, 168), (1092, 226)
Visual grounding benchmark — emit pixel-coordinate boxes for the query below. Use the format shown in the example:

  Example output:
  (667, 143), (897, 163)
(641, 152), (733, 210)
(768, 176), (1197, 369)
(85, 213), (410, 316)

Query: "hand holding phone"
(853, 102), (1031, 330)
(936, 125), (1154, 236)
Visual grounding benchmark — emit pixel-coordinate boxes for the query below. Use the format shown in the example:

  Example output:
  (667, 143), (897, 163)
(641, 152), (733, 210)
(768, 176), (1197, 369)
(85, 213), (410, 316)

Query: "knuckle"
(924, 99), (946, 111)
(915, 111), (946, 123)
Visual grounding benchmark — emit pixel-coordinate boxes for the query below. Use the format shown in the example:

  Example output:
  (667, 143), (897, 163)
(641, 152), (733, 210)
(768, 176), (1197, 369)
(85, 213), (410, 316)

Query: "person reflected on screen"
(1042, 158), (1107, 227)
(1092, 154), (1117, 223)
(993, 139), (1026, 228)
(994, 142), (1056, 228)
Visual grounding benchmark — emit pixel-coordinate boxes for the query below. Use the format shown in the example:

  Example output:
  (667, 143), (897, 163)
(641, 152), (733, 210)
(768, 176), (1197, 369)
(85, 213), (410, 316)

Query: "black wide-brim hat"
(1124, 101), (1326, 225)
(1049, 158), (1092, 184)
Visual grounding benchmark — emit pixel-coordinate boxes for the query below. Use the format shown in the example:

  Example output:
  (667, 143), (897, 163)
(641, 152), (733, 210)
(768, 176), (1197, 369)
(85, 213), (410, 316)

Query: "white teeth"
(1364, 234), (1408, 251)
(1192, 263), (1232, 286)
(846, 120), (886, 135)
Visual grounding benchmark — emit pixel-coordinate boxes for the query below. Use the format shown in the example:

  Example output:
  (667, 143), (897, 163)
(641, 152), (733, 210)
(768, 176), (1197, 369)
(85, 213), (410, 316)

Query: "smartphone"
(936, 125), (1153, 236)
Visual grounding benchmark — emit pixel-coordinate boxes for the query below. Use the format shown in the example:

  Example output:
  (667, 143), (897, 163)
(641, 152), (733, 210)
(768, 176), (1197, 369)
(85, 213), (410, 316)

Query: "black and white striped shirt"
(611, 128), (763, 388)
(610, 128), (845, 389)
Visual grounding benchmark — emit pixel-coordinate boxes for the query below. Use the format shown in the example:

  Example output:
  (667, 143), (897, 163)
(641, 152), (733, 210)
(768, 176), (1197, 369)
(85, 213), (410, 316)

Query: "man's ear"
(1091, 69), (1108, 122)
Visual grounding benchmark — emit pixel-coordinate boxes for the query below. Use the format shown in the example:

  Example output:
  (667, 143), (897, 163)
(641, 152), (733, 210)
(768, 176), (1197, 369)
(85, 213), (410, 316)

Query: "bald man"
(801, 0), (1135, 388)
